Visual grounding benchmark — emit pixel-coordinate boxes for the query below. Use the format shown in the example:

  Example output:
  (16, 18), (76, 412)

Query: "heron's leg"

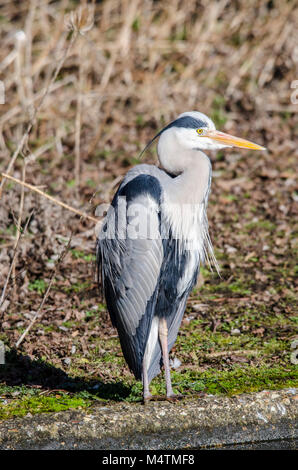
(142, 356), (151, 401)
(159, 317), (175, 398)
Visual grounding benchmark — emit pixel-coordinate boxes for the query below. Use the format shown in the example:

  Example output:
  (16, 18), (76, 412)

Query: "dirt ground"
(0, 1), (297, 417)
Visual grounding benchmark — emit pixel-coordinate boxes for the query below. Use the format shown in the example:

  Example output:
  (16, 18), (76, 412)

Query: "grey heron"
(96, 111), (265, 401)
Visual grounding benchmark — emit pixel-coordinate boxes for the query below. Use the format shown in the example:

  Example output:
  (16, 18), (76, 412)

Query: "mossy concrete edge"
(0, 388), (297, 449)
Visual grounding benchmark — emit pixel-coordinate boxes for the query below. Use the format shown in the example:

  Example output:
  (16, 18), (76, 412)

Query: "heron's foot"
(143, 394), (167, 402)
(143, 392), (152, 403)
(142, 393), (185, 403)
(142, 391), (205, 404)
(166, 393), (184, 402)
(167, 392), (207, 401)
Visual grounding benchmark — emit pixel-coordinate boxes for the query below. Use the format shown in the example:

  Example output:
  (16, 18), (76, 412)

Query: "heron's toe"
(166, 393), (184, 402)
(143, 392), (152, 403)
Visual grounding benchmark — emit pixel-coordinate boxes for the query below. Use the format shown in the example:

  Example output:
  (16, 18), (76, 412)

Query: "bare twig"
(0, 173), (98, 223)
(11, 162), (27, 298)
(74, 39), (84, 191)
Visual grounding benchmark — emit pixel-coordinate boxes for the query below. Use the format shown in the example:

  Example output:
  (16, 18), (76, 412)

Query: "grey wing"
(96, 173), (164, 379)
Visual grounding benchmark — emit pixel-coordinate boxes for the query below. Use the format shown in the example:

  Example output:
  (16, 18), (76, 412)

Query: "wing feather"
(97, 172), (164, 379)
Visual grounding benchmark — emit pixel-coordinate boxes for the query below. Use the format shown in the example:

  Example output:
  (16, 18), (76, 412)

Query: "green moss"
(169, 365), (298, 396)
(198, 276), (254, 297)
(176, 325), (260, 353)
(60, 281), (92, 294)
(228, 280), (252, 295)
(28, 279), (47, 295)
(0, 392), (92, 420)
(244, 220), (276, 232)
(101, 352), (123, 365)
(127, 365), (298, 400)
(71, 249), (96, 262)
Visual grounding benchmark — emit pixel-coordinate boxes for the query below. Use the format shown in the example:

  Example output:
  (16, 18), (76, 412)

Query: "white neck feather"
(157, 133), (219, 273)
(157, 128), (211, 205)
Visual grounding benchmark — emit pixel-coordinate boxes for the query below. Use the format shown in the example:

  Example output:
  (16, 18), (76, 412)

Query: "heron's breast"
(161, 198), (206, 258)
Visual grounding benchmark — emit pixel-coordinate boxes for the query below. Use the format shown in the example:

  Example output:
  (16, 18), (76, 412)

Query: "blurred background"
(0, 0), (297, 410)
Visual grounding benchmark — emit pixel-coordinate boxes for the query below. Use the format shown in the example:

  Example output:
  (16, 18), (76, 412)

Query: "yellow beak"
(204, 130), (266, 150)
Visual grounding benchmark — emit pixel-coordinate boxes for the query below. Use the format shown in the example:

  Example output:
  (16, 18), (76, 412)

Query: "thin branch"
(0, 173), (98, 223)
(12, 162), (27, 299)
(74, 38), (83, 191)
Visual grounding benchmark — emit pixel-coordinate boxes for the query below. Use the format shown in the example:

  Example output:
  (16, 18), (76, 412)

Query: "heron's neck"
(157, 132), (211, 204)
(164, 151), (211, 205)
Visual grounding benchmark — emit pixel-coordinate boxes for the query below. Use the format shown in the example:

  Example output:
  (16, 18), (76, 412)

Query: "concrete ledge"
(0, 388), (297, 450)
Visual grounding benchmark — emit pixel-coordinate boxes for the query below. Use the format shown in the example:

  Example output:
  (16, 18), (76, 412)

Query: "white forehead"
(177, 111), (216, 130)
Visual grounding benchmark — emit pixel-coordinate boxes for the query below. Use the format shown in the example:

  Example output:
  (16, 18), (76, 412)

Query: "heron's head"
(145, 111), (266, 152)
(140, 111), (265, 174)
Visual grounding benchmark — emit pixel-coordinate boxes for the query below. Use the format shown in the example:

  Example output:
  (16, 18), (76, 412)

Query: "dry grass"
(0, 0), (297, 398)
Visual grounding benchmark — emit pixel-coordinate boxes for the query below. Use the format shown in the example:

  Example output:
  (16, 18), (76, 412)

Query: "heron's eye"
(196, 128), (204, 135)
